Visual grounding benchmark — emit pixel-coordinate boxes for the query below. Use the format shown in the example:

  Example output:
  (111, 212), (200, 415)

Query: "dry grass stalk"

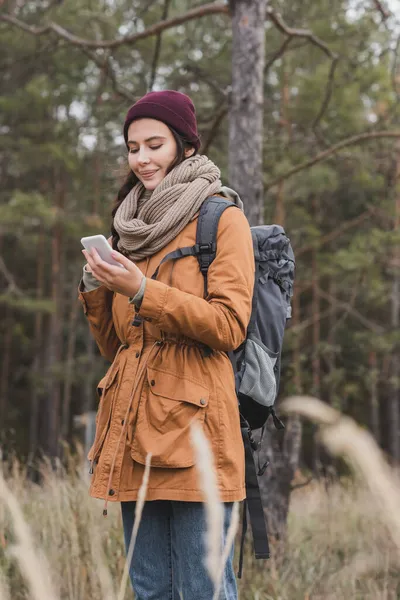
(89, 517), (116, 600)
(281, 395), (400, 554)
(212, 501), (240, 600)
(0, 469), (59, 600)
(190, 422), (224, 589)
(117, 452), (152, 600)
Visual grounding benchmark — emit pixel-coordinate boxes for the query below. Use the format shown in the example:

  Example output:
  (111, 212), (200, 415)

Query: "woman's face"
(127, 118), (194, 191)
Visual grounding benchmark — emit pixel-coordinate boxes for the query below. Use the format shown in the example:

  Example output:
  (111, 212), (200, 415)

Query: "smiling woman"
(78, 90), (254, 600)
(126, 119), (195, 191)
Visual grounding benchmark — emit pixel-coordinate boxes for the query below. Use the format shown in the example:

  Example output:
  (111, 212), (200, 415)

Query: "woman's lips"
(140, 170), (158, 180)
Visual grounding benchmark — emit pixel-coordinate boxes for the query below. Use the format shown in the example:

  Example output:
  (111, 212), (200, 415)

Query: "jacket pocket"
(131, 366), (209, 468)
(87, 364), (120, 462)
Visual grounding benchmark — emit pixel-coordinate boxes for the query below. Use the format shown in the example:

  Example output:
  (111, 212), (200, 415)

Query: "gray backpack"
(151, 196), (295, 574)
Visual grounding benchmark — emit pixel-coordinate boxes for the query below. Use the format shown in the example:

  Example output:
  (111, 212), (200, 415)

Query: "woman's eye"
(150, 145), (162, 151)
(129, 148), (138, 154)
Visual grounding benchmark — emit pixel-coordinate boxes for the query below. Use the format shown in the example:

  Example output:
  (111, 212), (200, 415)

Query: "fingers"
(82, 248), (111, 283)
(110, 250), (132, 270)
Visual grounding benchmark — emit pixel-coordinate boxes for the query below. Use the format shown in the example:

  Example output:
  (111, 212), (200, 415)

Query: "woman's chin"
(143, 181), (158, 191)
(140, 175), (162, 191)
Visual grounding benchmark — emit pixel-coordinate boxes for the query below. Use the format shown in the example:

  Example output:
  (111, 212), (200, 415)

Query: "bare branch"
(312, 55), (339, 130)
(266, 7), (339, 132)
(296, 208), (375, 257)
(372, 0), (391, 20)
(80, 48), (135, 103)
(201, 104), (229, 154)
(266, 7), (337, 60)
(148, 0), (171, 91)
(265, 131), (400, 190)
(0, 2), (229, 49)
(182, 63), (228, 100)
(317, 287), (384, 334)
(264, 36), (292, 75)
(288, 307), (336, 334)
(0, 255), (23, 297)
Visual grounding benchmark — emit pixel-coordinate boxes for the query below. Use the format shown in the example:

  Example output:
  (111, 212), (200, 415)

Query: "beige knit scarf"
(114, 155), (222, 260)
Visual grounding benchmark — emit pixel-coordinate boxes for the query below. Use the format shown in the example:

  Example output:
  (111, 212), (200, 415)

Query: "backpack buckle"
(196, 242), (215, 255)
(195, 243), (215, 273)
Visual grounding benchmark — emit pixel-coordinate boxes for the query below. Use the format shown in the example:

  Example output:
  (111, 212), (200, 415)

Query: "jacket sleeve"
(137, 207), (254, 352)
(78, 281), (121, 362)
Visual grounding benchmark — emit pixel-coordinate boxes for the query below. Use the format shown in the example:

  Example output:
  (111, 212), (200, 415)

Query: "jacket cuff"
(78, 284), (113, 315)
(137, 278), (169, 323)
(128, 276), (146, 308)
(81, 266), (103, 292)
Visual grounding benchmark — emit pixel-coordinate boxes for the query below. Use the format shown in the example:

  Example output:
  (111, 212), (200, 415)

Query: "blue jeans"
(121, 500), (238, 600)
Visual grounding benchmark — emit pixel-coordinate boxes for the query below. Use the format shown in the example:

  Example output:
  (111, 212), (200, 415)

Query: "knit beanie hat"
(123, 90), (201, 151)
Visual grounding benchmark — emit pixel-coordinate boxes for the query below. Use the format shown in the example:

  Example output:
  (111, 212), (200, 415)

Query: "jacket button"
(200, 398), (207, 406)
(136, 351), (140, 358)
(121, 419), (125, 425)
(109, 489), (115, 496)
(150, 380), (155, 386)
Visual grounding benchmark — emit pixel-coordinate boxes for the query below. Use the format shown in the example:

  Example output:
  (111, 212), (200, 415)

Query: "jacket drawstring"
(103, 339), (162, 516)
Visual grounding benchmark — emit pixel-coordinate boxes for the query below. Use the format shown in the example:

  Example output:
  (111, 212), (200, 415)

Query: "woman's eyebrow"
(127, 136), (167, 145)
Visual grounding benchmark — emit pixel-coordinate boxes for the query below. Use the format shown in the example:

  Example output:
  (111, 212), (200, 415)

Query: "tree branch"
(264, 36), (292, 74)
(80, 47), (136, 103)
(201, 104), (229, 154)
(265, 131), (400, 190)
(0, 255), (23, 297)
(317, 286), (385, 334)
(266, 7), (337, 60)
(0, 2), (229, 49)
(148, 0), (171, 91)
(296, 208), (375, 257)
(266, 7), (339, 129)
(312, 55), (339, 130)
(372, 0), (391, 20)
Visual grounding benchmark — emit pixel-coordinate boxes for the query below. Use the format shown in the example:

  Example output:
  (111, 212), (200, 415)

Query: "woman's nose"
(138, 149), (150, 164)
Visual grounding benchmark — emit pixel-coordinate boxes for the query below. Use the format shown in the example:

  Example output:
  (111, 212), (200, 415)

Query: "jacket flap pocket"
(97, 363), (119, 396)
(147, 367), (209, 407)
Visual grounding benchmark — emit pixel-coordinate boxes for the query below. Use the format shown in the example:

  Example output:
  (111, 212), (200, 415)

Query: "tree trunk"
(0, 304), (12, 434)
(44, 169), (65, 459)
(29, 229), (45, 459)
(226, 26), (303, 543)
(259, 287), (303, 543)
(61, 283), (79, 441)
(311, 196), (321, 474)
(390, 146), (400, 461)
(229, 0), (266, 226)
(369, 351), (380, 444)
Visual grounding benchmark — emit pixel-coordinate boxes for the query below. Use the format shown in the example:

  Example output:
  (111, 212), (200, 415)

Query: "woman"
(79, 90), (254, 600)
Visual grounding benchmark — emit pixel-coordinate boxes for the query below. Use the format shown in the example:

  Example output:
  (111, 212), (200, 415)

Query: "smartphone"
(81, 235), (124, 268)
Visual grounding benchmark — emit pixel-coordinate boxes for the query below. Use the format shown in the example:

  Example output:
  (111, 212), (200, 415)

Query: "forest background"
(1, 0), (400, 598)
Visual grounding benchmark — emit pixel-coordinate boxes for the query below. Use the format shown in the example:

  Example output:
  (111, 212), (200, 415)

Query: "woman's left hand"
(82, 247), (143, 298)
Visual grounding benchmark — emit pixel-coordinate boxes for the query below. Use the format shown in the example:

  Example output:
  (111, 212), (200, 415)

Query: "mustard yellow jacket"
(78, 204), (254, 504)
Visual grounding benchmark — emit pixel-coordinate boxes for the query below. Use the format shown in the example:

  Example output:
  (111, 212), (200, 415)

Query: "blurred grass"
(1, 458), (399, 599)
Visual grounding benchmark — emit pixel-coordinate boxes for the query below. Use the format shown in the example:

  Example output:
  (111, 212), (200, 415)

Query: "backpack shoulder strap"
(196, 196), (236, 296)
(149, 196), (236, 295)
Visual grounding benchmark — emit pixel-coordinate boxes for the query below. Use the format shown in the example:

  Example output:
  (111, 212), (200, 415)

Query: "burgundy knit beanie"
(123, 90), (201, 151)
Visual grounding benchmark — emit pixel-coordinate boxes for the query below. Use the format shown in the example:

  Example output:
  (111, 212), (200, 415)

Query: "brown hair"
(111, 126), (197, 251)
